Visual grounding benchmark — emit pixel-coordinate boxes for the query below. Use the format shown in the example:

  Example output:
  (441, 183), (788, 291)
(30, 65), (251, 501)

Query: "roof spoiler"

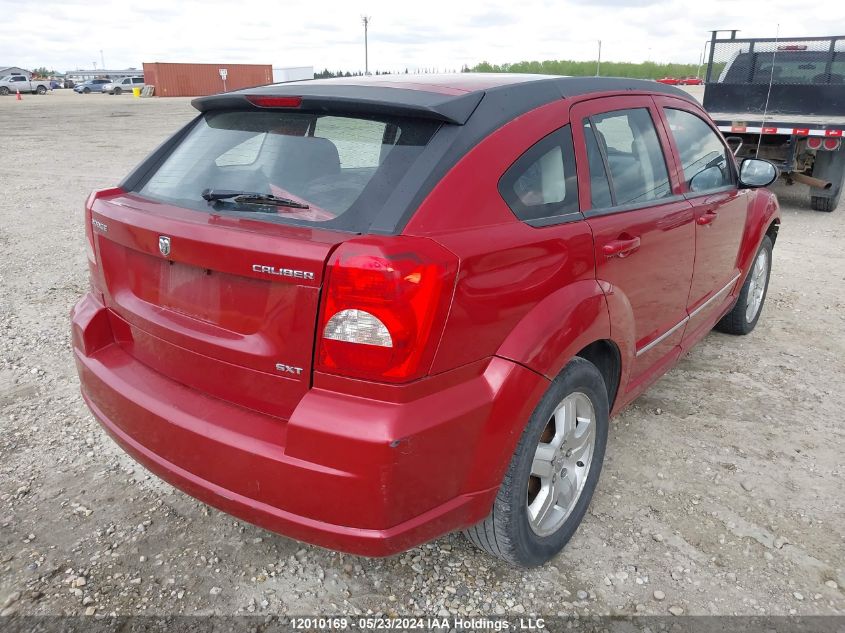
(192, 85), (484, 125)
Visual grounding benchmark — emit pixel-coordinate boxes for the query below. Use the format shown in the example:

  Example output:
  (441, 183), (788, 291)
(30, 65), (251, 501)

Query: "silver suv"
(102, 76), (145, 95)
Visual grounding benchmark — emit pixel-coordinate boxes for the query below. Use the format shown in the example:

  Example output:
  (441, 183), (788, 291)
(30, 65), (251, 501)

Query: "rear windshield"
(722, 51), (845, 85)
(136, 110), (440, 231)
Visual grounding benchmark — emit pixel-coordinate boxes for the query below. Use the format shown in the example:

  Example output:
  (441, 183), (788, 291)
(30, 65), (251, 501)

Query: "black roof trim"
(553, 76), (696, 102)
(192, 85), (485, 124)
(192, 76), (695, 124)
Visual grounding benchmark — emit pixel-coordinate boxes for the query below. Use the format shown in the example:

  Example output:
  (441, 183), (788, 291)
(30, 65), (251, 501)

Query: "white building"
(272, 66), (314, 83)
(65, 68), (143, 82)
(0, 66), (31, 79)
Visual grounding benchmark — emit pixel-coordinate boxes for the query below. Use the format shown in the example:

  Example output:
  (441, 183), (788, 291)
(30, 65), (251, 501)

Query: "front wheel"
(463, 357), (609, 566)
(715, 235), (773, 335)
(113, 87), (122, 95)
(83, 87), (90, 94)
(36, 85), (47, 95)
(0, 86), (9, 96)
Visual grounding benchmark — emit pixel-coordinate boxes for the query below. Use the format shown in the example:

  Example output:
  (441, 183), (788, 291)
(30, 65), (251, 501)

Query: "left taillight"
(316, 236), (459, 383)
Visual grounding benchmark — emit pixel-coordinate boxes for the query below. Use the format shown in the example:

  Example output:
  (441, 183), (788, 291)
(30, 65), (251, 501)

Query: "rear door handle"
(603, 236), (641, 258)
(696, 209), (718, 226)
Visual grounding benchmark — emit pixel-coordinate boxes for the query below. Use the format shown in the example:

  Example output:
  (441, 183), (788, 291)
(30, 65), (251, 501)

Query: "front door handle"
(603, 236), (641, 258)
(696, 209), (718, 226)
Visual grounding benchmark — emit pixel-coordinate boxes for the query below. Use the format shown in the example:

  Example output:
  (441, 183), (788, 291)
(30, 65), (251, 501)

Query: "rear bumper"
(72, 293), (547, 556)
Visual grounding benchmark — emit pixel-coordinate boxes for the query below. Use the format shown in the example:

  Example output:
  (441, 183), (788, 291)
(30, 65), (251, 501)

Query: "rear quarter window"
(136, 110), (440, 231)
(498, 126), (580, 225)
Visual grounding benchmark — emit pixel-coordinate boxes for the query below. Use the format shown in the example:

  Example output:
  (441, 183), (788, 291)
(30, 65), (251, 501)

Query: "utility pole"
(362, 16), (371, 75)
(100, 49), (105, 71)
(596, 40), (602, 76)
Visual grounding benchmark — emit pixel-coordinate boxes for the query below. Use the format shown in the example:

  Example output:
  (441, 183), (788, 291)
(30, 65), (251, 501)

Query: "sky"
(2, 0), (845, 74)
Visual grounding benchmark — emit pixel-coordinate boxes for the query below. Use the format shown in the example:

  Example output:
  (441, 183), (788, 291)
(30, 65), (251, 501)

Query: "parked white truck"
(0, 75), (51, 95)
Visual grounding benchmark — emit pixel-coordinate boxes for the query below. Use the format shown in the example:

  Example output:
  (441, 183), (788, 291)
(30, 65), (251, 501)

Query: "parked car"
(73, 79), (110, 94)
(656, 76), (681, 85)
(679, 76), (703, 85)
(0, 74), (51, 95)
(101, 76), (145, 95)
(72, 74), (780, 566)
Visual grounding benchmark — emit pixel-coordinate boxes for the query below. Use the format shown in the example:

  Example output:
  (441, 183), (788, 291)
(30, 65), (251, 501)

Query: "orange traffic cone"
(15, 89), (21, 101)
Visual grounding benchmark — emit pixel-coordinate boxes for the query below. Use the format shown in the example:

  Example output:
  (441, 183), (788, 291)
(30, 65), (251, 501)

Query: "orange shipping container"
(142, 62), (274, 97)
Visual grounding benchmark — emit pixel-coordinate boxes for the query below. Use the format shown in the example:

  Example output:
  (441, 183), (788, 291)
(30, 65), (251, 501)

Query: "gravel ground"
(0, 90), (843, 618)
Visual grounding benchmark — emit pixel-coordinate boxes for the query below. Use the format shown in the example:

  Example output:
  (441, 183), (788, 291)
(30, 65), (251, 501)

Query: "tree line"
(468, 59), (701, 79)
(312, 60), (702, 80)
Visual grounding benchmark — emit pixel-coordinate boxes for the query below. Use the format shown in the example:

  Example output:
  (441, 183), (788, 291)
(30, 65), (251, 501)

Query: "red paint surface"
(72, 85), (780, 555)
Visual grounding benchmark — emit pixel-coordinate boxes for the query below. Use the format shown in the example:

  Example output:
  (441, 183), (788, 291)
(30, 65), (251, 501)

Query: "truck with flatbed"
(704, 32), (845, 212)
(0, 74), (51, 96)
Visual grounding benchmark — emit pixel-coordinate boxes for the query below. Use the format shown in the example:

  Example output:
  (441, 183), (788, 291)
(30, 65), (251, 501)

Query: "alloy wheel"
(745, 248), (769, 323)
(527, 392), (597, 536)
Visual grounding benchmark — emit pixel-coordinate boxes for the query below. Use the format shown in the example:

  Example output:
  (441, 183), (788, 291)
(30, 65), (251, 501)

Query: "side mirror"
(739, 158), (778, 188)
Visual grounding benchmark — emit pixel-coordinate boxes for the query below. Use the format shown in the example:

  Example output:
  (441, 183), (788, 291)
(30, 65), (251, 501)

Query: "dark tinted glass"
(724, 51), (841, 84)
(590, 108), (672, 207)
(137, 110), (439, 231)
(665, 109), (733, 192)
(583, 121), (613, 209)
(498, 126), (579, 222)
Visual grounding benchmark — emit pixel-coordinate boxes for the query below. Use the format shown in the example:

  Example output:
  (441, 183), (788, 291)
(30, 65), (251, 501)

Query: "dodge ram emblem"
(158, 235), (171, 257)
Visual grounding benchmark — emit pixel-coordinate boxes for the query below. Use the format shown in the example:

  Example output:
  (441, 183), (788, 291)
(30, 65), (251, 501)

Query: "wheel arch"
(737, 188), (781, 279)
(765, 217), (780, 245)
(574, 339), (622, 411)
(495, 279), (612, 383)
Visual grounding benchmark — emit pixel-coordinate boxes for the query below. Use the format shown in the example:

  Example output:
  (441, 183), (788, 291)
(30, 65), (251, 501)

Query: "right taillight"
(316, 236), (459, 383)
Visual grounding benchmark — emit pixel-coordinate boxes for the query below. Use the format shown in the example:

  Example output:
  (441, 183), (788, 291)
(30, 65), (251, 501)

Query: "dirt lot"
(0, 90), (843, 618)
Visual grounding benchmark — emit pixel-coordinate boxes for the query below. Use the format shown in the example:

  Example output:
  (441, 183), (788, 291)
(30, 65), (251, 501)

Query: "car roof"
(193, 74), (696, 125)
(180, 74), (700, 235)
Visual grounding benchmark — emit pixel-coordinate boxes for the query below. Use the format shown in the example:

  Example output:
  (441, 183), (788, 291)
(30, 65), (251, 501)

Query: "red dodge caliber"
(72, 74), (780, 566)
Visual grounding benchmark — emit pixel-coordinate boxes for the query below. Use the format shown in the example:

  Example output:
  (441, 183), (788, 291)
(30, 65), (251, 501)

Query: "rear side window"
(137, 111), (439, 231)
(665, 109), (733, 192)
(498, 126), (579, 224)
(586, 108), (672, 209)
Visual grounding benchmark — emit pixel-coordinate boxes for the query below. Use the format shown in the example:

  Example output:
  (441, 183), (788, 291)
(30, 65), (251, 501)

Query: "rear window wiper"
(201, 189), (309, 209)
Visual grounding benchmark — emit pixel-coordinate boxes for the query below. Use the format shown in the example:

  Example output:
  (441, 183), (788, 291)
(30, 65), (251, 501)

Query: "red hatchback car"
(72, 74), (780, 566)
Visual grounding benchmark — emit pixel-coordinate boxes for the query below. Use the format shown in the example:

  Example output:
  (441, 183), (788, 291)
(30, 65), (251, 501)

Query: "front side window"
(137, 110), (439, 230)
(665, 109), (733, 193)
(498, 126), (579, 223)
(582, 121), (613, 209)
(587, 108), (672, 208)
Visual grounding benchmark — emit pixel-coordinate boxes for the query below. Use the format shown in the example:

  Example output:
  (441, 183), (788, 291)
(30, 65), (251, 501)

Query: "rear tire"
(810, 194), (839, 213)
(36, 85), (47, 95)
(463, 357), (609, 566)
(715, 235), (773, 335)
(810, 149), (845, 212)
